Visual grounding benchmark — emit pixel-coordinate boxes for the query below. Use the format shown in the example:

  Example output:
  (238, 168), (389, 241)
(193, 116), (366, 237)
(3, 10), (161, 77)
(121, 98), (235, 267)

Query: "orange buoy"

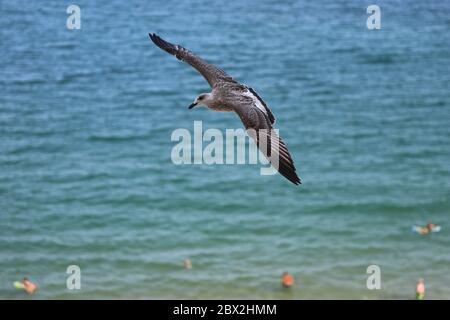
(281, 272), (294, 288)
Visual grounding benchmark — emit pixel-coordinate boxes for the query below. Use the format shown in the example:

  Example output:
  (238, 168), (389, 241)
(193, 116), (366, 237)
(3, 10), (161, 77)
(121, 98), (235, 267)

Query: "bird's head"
(188, 93), (211, 109)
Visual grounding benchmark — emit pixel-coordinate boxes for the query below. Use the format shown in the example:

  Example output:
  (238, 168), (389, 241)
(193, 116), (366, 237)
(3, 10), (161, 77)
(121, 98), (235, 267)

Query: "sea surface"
(1, 0), (449, 299)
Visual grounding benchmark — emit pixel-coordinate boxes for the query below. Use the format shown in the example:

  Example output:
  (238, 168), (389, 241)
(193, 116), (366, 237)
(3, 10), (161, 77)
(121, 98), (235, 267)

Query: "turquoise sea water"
(1, 0), (449, 299)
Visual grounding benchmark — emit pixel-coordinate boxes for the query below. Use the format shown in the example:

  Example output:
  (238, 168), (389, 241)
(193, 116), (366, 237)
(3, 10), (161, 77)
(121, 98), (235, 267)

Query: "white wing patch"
(242, 90), (267, 115)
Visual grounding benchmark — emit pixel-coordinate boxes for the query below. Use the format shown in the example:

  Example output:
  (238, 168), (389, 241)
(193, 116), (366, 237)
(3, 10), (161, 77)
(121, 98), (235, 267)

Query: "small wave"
(108, 66), (134, 75)
(4, 77), (46, 85)
(55, 72), (96, 84)
(358, 53), (396, 65)
(88, 133), (151, 142)
(7, 144), (65, 155)
(46, 42), (77, 50)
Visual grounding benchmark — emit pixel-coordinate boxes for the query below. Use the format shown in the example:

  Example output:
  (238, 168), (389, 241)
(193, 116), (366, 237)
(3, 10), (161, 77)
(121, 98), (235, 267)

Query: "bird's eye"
(198, 96), (203, 100)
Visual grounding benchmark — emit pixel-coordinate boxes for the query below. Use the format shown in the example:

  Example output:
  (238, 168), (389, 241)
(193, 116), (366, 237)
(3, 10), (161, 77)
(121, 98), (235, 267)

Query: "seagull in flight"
(149, 33), (301, 185)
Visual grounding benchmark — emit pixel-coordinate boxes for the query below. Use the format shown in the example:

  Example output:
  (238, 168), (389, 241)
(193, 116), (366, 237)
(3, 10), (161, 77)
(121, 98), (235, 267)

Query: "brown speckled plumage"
(149, 33), (300, 185)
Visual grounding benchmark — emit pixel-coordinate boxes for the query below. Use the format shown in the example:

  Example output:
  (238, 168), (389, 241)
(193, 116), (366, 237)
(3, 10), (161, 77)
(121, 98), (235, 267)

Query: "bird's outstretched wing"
(230, 96), (301, 185)
(149, 33), (235, 88)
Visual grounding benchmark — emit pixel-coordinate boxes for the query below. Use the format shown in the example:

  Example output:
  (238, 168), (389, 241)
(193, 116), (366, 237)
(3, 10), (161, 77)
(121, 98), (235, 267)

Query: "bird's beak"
(188, 102), (198, 109)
